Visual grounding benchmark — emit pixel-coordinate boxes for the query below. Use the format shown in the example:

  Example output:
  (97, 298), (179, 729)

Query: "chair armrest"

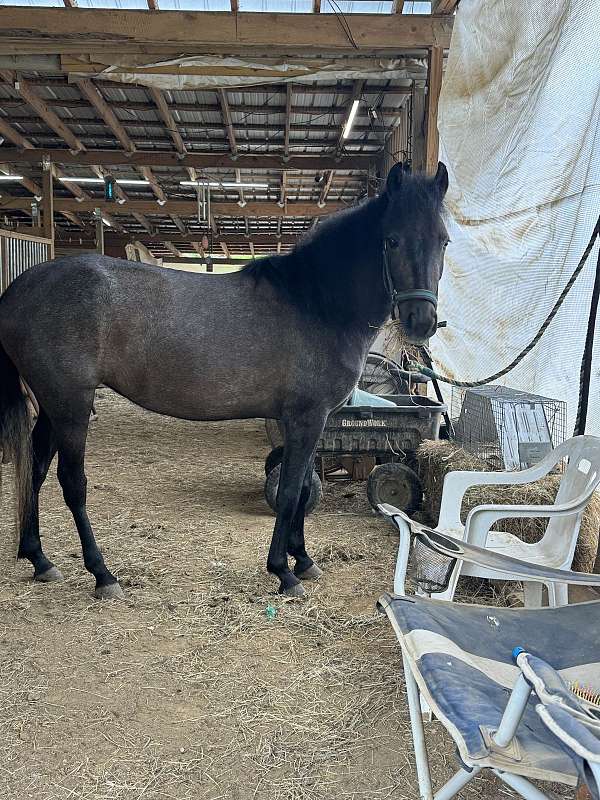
(465, 499), (587, 547)
(438, 460), (558, 529)
(378, 503), (600, 588)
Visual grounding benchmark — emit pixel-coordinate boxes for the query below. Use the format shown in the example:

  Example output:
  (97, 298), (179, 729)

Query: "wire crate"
(451, 385), (566, 470)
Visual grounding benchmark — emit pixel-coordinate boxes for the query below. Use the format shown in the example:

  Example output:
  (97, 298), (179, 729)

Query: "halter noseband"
(383, 239), (438, 311)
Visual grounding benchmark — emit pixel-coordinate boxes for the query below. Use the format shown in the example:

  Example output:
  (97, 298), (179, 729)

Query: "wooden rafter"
(391, 0), (404, 12)
(170, 215), (188, 235)
(312, 0), (321, 10)
(0, 115), (33, 150)
(218, 89), (237, 158)
(0, 9), (453, 55)
(63, 0), (78, 8)
(0, 70), (84, 153)
(148, 87), (187, 156)
(230, 0), (238, 10)
(220, 241), (230, 259)
(77, 79), (166, 203)
(284, 83), (293, 161)
(147, 0), (158, 8)
(77, 79), (134, 153)
(318, 169), (334, 207)
(191, 241), (204, 256)
(164, 241), (181, 257)
(0, 148), (371, 171)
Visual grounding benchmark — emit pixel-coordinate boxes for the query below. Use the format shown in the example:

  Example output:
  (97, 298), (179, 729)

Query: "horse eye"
(387, 237), (399, 249)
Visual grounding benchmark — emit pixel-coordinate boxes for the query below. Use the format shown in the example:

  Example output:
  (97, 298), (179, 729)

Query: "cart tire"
(264, 464), (322, 516)
(265, 419), (284, 448)
(265, 446), (284, 476)
(367, 463), (423, 514)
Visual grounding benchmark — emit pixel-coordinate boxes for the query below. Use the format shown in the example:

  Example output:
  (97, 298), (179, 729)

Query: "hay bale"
(416, 440), (600, 574)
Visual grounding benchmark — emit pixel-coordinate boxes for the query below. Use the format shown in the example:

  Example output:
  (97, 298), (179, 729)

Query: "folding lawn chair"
(377, 505), (600, 800)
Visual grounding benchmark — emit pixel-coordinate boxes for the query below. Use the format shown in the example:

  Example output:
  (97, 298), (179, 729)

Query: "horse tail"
(0, 341), (32, 550)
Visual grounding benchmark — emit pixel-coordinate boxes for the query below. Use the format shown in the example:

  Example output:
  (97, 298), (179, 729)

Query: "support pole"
(425, 46), (443, 175)
(41, 158), (54, 253)
(574, 226), (600, 435)
(94, 207), (104, 254)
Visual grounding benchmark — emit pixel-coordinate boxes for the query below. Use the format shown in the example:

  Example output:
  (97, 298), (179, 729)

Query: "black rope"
(574, 235), (600, 435)
(409, 215), (600, 389)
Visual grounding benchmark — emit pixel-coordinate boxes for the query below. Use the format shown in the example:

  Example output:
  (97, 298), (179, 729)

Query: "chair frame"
(379, 504), (600, 800)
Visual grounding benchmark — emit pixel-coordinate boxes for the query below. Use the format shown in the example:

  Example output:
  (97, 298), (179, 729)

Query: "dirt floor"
(0, 391), (574, 800)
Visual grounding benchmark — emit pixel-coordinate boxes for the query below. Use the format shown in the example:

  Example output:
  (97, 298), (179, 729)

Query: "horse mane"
(242, 193), (387, 325)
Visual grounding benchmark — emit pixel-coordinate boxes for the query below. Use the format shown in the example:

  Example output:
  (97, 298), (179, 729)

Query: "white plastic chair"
(418, 435), (600, 607)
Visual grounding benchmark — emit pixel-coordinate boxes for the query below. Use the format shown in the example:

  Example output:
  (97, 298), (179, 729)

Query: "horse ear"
(386, 162), (404, 195)
(432, 162), (449, 199)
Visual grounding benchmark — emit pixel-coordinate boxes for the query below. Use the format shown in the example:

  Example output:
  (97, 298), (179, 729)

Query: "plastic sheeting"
(432, 0), (600, 437)
(67, 55), (425, 90)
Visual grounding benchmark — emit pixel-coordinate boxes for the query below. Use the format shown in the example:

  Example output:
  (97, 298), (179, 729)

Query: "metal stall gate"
(0, 229), (53, 295)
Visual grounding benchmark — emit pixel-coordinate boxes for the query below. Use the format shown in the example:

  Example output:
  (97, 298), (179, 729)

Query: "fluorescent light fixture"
(342, 99), (360, 140)
(60, 177), (103, 184)
(179, 180), (269, 189)
(0, 174), (23, 181)
(59, 177), (150, 186)
(102, 217), (112, 227)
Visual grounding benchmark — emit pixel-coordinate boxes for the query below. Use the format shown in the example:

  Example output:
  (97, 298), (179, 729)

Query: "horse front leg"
(267, 411), (326, 597)
(289, 463), (322, 581)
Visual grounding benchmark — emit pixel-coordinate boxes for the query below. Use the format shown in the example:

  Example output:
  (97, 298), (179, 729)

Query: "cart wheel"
(265, 446), (284, 476)
(264, 464), (322, 516)
(367, 463), (423, 514)
(265, 419), (284, 448)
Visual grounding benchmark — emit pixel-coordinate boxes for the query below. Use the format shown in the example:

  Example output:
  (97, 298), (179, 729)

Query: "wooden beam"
(312, 0), (321, 10)
(0, 115), (34, 150)
(425, 46), (443, 175)
(230, 0), (238, 10)
(220, 241), (230, 259)
(318, 169), (334, 206)
(0, 148), (372, 171)
(147, 0), (158, 8)
(170, 215), (187, 235)
(391, 0), (404, 11)
(63, 0), (78, 7)
(432, 0), (458, 14)
(0, 9), (453, 55)
(164, 240), (181, 257)
(0, 197), (343, 216)
(77, 79), (166, 202)
(148, 87), (187, 155)
(218, 89), (237, 157)
(0, 70), (84, 153)
(77, 79), (134, 153)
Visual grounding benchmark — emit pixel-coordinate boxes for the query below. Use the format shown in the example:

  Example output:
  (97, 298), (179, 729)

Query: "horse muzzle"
(394, 290), (438, 344)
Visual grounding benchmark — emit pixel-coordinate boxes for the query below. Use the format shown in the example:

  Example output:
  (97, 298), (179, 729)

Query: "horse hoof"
(34, 566), (64, 583)
(94, 582), (125, 601)
(281, 582), (306, 599)
(294, 563), (323, 581)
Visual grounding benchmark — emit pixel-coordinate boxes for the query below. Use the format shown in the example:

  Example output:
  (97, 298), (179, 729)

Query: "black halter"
(383, 239), (438, 313)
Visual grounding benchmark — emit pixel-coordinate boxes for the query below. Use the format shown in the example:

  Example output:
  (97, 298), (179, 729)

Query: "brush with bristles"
(570, 681), (600, 708)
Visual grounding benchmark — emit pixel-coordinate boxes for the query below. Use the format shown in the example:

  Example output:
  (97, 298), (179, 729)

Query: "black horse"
(0, 162), (449, 599)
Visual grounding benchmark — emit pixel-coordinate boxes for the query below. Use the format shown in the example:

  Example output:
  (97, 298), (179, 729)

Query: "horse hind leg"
(18, 408), (63, 582)
(53, 409), (124, 600)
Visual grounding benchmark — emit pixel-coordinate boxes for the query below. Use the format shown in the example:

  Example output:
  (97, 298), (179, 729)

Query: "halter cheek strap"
(382, 240), (438, 310)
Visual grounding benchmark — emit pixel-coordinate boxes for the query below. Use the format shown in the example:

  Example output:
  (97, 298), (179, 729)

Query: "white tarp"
(432, 0), (600, 437)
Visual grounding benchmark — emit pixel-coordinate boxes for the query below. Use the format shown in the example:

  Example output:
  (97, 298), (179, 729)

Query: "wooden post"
(94, 208), (104, 254)
(425, 46), (444, 175)
(0, 235), (7, 294)
(411, 87), (427, 174)
(41, 160), (54, 244)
